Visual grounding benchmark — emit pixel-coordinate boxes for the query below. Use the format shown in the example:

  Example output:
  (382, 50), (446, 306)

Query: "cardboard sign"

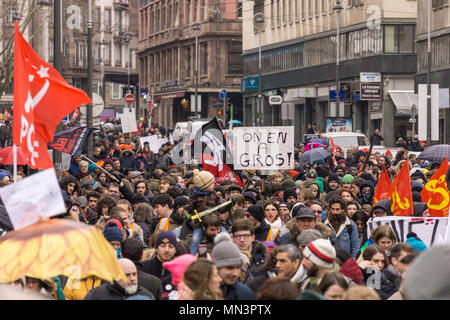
(119, 108), (137, 134)
(0, 168), (66, 230)
(140, 135), (168, 154)
(367, 216), (448, 247)
(232, 126), (294, 170)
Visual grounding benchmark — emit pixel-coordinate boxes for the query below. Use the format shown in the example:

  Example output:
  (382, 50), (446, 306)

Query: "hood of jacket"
(373, 198), (392, 216)
(121, 149), (134, 157)
(340, 258), (363, 285)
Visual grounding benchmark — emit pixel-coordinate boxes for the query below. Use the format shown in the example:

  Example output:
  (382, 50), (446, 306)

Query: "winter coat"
(254, 220), (280, 244)
(247, 271), (276, 294)
(324, 217), (360, 258)
(135, 221), (152, 245)
(221, 281), (255, 300)
(120, 150), (138, 172)
(153, 153), (171, 171)
(140, 256), (172, 287)
(184, 188), (226, 217)
(358, 180), (375, 205)
(339, 258), (363, 285)
(243, 241), (267, 284)
(136, 156), (149, 171)
(63, 276), (102, 300)
(83, 281), (155, 300)
(119, 182), (151, 205)
(375, 264), (402, 300)
(290, 264), (308, 289)
(134, 261), (163, 299)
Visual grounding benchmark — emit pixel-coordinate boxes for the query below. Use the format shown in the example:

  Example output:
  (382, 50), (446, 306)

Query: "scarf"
(193, 187), (210, 196)
(328, 213), (347, 234)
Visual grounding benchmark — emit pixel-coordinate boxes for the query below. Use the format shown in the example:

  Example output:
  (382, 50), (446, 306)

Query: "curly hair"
(95, 194), (118, 217)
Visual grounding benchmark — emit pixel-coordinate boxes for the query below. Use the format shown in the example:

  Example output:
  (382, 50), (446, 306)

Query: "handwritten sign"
(367, 216), (448, 247)
(232, 127), (294, 170)
(0, 169), (66, 230)
(140, 135), (168, 154)
(119, 108), (137, 134)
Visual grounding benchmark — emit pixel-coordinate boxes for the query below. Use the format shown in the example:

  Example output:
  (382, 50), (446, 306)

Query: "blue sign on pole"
(219, 89), (227, 100)
(329, 90), (346, 101)
(140, 88), (149, 97)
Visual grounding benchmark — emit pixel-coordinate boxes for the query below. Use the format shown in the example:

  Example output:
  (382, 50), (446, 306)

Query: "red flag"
(389, 161), (414, 216)
(13, 22), (91, 169)
(421, 157), (450, 217)
(373, 165), (392, 205)
(329, 136), (337, 166)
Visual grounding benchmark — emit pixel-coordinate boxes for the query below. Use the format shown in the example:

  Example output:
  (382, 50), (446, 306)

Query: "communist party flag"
(421, 157), (450, 217)
(13, 22), (91, 169)
(373, 165), (392, 205)
(389, 160), (414, 216)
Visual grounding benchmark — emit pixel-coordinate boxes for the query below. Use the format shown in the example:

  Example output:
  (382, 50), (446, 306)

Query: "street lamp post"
(192, 22), (201, 118)
(254, 14), (264, 127)
(333, 1), (343, 118)
(427, 0), (433, 146)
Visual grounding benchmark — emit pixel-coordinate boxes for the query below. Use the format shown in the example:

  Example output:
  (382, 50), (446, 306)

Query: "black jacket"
(243, 241), (267, 284)
(140, 256), (172, 288)
(254, 220), (280, 244)
(221, 281), (255, 300)
(134, 261), (163, 299)
(83, 281), (154, 300)
(375, 265), (402, 300)
(119, 183), (151, 205)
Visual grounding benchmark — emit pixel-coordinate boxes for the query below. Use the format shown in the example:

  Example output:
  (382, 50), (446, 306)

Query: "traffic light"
(181, 99), (189, 110)
(218, 109), (222, 116)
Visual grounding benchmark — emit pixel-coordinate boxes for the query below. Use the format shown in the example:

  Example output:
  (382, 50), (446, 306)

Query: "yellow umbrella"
(0, 218), (126, 283)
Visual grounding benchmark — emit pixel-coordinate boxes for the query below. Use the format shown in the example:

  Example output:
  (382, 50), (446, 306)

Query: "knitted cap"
(297, 229), (323, 247)
(243, 192), (257, 205)
(103, 225), (123, 243)
(74, 196), (88, 208)
(211, 233), (242, 269)
(303, 239), (336, 269)
(342, 174), (355, 184)
(246, 205), (265, 223)
(155, 231), (177, 248)
(192, 169), (215, 191)
(162, 254), (197, 286)
(173, 196), (189, 213)
(281, 179), (296, 191)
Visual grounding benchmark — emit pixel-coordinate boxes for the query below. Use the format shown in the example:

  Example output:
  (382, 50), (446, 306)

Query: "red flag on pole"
(13, 22), (91, 169)
(329, 136), (337, 166)
(389, 161), (414, 216)
(421, 157), (450, 217)
(373, 165), (392, 205)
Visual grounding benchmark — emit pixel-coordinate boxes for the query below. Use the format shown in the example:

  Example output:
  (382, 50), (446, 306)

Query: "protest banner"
(367, 216), (448, 247)
(119, 108), (137, 134)
(232, 126), (294, 170)
(140, 135), (168, 153)
(0, 168), (66, 230)
(48, 127), (94, 157)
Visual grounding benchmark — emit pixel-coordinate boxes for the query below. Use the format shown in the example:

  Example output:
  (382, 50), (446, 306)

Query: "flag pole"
(13, 145), (17, 183)
(80, 154), (120, 183)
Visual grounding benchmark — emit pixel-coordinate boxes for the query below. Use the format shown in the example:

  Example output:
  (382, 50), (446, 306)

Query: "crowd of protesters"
(0, 119), (448, 301)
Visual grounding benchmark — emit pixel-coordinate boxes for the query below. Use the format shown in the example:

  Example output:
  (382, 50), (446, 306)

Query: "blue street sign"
(140, 88), (149, 97)
(329, 90), (346, 101)
(219, 89), (227, 100)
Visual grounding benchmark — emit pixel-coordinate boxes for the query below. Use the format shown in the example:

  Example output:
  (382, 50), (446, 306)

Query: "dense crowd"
(0, 121), (446, 300)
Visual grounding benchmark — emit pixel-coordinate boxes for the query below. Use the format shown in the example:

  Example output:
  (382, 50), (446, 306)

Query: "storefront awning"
(388, 90), (417, 116)
(153, 91), (186, 101)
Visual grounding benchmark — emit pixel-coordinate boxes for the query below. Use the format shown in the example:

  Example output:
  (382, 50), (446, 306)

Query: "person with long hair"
(316, 271), (349, 300)
(178, 259), (223, 300)
(264, 201), (284, 232)
(359, 244), (389, 284)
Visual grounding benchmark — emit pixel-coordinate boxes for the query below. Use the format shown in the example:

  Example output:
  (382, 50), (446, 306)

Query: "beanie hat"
(103, 158), (114, 168)
(307, 169), (318, 179)
(243, 192), (257, 205)
(405, 237), (427, 252)
(385, 149), (392, 156)
(0, 169), (11, 181)
(342, 174), (355, 184)
(315, 178), (324, 193)
(162, 254), (197, 286)
(155, 231), (177, 248)
(297, 229), (323, 247)
(105, 219), (124, 233)
(283, 188), (297, 202)
(192, 169), (215, 191)
(74, 196), (88, 208)
(281, 179), (296, 191)
(211, 233), (242, 269)
(404, 245), (450, 299)
(288, 170), (300, 179)
(103, 225), (123, 243)
(173, 196), (189, 213)
(88, 163), (96, 174)
(303, 239), (336, 269)
(246, 205), (265, 223)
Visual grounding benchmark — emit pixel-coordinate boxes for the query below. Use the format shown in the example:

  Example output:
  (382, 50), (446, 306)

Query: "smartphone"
(198, 244), (208, 257)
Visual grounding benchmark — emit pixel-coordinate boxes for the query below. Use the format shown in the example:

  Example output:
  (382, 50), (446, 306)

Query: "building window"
(95, 42), (100, 63)
(162, 6), (166, 29)
(5, 5), (18, 25)
(321, 0), (326, 13)
(186, 0), (191, 25)
(308, 0), (313, 17)
(302, 0), (306, 19)
(282, 0), (286, 23)
(384, 25), (415, 54)
(168, 3), (172, 26)
(115, 43), (122, 66)
(150, 9), (154, 33)
(95, 7), (101, 31)
(432, 0), (447, 9)
(186, 46), (191, 79)
(124, 11), (129, 32)
(75, 41), (86, 67)
(49, 39), (54, 62)
(202, 43), (208, 75)
(104, 9), (111, 31)
(63, 39), (68, 57)
(103, 42), (111, 65)
(237, 0), (243, 18)
(276, 0), (280, 26)
(111, 83), (124, 99)
(193, 0), (197, 22)
(115, 10), (122, 35)
(228, 41), (242, 74)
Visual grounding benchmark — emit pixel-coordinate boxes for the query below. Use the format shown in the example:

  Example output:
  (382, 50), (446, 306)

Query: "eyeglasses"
(312, 210), (322, 214)
(233, 234), (252, 239)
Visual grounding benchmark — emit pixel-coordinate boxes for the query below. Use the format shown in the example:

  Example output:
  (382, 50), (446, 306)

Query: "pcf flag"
(13, 22), (92, 169)
(373, 165), (392, 205)
(389, 161), (414, 216)
(421, 157), (450, 217)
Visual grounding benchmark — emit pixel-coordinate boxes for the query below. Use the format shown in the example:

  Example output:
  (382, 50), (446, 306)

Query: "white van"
(319, 132), (370, 155)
